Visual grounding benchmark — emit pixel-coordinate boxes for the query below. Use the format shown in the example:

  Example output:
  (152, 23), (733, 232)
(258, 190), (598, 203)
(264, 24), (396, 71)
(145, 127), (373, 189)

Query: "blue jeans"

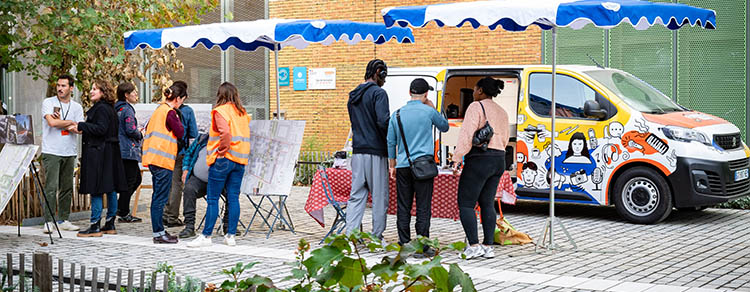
(149, 165), (173, 237)
(90, 192), (118, 224)
(202, 158), (245, 236)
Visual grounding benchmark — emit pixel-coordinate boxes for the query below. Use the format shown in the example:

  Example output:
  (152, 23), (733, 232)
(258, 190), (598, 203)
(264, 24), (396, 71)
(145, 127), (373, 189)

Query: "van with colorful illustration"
(382, 65), (750, 224)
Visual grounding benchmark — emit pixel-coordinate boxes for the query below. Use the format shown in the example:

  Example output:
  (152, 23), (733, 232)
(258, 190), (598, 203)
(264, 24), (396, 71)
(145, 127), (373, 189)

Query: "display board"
(0, 144), (39, 215)
(0, 115), (34, 145)
(240, 120), (305, 196)
(133, 103), (213, 134)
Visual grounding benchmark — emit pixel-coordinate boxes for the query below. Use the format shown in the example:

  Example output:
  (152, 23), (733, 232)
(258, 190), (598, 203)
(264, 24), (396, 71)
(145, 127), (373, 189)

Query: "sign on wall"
(278, 67), (290, 87)
(308, 68), (336, 90)
(293, 67), (307, 91)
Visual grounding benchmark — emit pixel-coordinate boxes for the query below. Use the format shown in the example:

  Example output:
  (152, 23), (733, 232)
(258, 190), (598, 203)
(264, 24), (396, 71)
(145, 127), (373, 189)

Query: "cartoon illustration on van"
(382, 65), (750, 224)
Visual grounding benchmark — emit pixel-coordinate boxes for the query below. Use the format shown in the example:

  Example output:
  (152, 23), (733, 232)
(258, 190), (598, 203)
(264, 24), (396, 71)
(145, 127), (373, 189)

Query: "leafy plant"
(0, 261), (37, 292)
(284, 231), (475, 291)
(218, 262), (277, 292)
(716, 196), (750, 209)
(143, 262), (203, 292)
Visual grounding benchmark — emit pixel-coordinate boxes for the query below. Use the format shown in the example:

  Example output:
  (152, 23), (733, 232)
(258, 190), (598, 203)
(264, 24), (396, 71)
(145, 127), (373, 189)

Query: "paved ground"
(1, 185), (749, 291)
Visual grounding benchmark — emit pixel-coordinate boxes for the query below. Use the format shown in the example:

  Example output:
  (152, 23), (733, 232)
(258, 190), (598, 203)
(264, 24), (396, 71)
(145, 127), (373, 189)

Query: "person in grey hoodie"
(114, 82), (143, 223)
(345, 59), (391, 240)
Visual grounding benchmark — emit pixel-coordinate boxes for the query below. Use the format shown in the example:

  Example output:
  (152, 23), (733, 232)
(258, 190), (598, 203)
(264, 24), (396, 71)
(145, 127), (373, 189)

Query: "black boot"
(77, 221), (102, 237)
(101, 217), (117, 235)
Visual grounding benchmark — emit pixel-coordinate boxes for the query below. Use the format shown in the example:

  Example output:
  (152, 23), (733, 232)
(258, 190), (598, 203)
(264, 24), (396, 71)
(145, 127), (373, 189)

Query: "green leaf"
(302, 246), (344, 275)
(385, 243), (401, 252)
(429, 266), (450, 292)
(446, 241), (467, 252)
(337, 257), (366, 289)
(404, 256), (443, 279)
(448, 264), (475, 292)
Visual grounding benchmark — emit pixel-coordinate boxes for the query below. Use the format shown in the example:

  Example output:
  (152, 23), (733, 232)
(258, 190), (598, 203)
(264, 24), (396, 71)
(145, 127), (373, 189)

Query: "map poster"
(0, 144), (39, 216)
(240, 120), (305, 196)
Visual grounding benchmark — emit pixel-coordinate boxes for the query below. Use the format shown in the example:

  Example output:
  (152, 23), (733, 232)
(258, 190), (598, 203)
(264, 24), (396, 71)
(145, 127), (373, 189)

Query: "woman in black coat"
(68, 79), (127, 237)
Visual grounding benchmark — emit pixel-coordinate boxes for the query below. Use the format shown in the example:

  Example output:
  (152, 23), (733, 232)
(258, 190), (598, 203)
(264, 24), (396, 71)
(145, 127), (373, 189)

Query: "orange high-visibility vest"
(142, 103), (178, 169)
(206, 103), (251, 166)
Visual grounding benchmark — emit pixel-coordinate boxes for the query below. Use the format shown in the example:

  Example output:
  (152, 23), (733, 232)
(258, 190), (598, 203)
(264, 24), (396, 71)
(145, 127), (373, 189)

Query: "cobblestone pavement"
(1, 185), (749, 291)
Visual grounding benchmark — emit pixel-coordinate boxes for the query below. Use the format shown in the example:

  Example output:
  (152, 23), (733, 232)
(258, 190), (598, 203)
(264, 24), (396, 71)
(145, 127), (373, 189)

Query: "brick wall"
(269, 0), (542, 151)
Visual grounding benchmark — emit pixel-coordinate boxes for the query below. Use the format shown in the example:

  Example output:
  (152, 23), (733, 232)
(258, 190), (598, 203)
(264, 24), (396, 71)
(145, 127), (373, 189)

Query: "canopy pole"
(274, 43), (282, 120)
(536, 27), (577, 253)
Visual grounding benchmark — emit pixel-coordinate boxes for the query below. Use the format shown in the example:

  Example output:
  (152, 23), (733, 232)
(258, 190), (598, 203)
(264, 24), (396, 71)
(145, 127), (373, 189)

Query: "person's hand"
(51, 112), (61, 119)
(66, 123), (78, 132)
(181, 171), (187, 183)
(451, 162), (462, 176)
(424, 98), (435, 109)
(389, 167), (396, 180)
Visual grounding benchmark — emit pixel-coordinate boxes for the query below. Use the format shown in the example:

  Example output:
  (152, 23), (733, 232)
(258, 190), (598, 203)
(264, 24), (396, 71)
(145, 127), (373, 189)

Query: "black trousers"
(182, 175), (228, 230)
(457, 147), (505, 245)
(117, 159), (143, 217)
(396, 167), (434, 245)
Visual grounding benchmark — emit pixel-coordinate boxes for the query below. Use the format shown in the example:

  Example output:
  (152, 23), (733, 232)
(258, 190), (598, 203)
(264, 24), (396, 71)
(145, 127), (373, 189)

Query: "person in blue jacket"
(114, 82), (143, 223)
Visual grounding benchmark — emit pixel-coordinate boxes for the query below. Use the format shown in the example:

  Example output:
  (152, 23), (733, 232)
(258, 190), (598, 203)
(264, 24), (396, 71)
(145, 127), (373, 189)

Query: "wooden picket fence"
(0, 161), (90, 224)
(2, 253), (205, 292)
(294, 151), (334, 186)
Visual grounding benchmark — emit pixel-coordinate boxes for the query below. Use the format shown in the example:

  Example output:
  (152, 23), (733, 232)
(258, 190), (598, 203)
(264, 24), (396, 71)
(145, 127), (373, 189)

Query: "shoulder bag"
(472, 101), (495, 151)
(396, 110), (438, 180)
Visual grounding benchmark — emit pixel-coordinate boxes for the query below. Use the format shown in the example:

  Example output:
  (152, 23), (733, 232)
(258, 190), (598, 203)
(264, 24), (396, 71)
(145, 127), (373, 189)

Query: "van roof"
(387, 64), (608, 75)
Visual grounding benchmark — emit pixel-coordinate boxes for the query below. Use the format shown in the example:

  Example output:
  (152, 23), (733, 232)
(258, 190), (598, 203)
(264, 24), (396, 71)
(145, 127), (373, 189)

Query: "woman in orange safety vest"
(142, 83), (186, 244)
(188, 82), (250, 248)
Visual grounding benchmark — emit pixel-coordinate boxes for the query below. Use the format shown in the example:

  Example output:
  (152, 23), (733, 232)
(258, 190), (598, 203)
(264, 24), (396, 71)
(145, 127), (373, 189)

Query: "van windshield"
(585, 69), (683, 114)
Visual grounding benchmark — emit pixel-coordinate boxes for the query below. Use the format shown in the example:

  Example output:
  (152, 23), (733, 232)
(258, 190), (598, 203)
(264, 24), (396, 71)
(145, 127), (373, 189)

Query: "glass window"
(585, 69), (683, 114)
(528, 73), (608, 119)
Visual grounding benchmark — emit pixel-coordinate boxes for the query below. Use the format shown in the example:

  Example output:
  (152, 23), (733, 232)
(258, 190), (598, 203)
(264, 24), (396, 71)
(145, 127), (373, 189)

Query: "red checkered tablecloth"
(305, 168), (515, 227)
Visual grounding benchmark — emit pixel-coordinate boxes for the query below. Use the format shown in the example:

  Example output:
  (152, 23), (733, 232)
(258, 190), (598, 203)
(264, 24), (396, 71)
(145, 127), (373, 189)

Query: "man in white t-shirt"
(40, 74), (85, 233)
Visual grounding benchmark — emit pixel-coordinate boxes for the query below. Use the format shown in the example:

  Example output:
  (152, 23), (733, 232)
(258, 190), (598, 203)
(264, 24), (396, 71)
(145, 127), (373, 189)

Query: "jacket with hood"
(347, 81), (390, 157)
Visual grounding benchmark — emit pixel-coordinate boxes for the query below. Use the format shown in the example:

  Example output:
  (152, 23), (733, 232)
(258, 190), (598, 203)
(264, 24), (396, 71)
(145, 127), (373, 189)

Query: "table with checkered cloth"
(305, 168), (515, 227)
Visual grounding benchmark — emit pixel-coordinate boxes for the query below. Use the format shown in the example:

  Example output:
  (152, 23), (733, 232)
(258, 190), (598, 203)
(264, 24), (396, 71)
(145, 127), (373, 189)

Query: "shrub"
(716, 196), (750, 209)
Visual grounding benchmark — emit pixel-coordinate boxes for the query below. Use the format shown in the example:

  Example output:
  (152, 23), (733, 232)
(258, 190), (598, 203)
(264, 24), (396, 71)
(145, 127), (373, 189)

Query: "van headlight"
(661, 126), (711, 145)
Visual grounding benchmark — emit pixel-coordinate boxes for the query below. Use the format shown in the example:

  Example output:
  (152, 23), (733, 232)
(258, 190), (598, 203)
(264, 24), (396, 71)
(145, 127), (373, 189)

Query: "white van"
(382, 65), (750, 224)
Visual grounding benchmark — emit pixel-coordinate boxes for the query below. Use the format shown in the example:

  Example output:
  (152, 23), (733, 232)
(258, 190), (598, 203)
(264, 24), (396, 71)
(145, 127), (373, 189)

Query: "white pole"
(274, 43), (282, 120)
(549, 27), (557, 248)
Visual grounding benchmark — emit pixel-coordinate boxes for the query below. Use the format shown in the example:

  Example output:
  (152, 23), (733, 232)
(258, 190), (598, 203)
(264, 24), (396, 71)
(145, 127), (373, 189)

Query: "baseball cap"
(410, 78), (434, 94)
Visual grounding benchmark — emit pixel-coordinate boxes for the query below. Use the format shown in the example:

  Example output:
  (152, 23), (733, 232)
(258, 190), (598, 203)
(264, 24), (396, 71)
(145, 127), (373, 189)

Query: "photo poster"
(133, 103), (213, 134)
(0, 115), (34, 145)
(0, 144), (39, 216)
(240, 120), (306, 196)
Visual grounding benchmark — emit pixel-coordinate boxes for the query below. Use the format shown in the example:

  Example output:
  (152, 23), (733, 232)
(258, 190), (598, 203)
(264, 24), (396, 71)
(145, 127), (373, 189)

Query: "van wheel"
(613, 167), (672, 224)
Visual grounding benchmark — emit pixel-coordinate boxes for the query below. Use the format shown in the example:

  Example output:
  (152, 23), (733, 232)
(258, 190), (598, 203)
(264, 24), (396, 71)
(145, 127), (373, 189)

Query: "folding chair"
(318, 165), (348, 244)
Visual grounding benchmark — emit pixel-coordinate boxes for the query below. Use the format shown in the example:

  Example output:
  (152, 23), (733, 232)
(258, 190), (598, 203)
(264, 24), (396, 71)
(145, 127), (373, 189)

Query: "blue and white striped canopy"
(124, 19), (415, 51)
(382, 0), (716, 31)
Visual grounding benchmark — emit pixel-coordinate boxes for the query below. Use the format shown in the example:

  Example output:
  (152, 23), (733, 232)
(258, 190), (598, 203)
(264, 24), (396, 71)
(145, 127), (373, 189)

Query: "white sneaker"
(462, 245), (485, 260)
(223, 234), (236, 246)
(41, 222), (55, 234)
(187, 234), (212, 248)
(482, 245), (495, 258)
(58, 221), (80, 231)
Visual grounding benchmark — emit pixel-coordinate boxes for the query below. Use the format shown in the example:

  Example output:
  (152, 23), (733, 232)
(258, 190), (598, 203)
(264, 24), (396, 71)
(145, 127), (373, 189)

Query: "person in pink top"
(451, 77), (509, 260)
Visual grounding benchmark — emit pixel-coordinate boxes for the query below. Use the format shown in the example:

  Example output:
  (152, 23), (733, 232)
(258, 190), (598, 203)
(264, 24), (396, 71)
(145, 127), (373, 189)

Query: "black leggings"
(457, 148), (505, 245)
(117, 159), (143, 217)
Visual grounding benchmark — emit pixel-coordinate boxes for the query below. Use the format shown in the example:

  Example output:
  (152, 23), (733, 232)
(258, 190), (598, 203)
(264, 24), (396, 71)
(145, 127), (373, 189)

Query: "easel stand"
(27, 162), (63, 243)
(243, 192), (295, 239)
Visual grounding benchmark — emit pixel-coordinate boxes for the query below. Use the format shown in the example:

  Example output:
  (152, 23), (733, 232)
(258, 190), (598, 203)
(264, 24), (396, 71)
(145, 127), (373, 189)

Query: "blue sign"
(293, 67), (307, 91)
(278, 67), (289, 86)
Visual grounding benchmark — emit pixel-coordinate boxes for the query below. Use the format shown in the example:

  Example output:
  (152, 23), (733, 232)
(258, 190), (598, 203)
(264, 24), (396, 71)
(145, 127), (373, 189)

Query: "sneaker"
(481, 245), (495, 258)
(58, 221), (80, 231)
(223, 234), (236, 246)
(462, 245), (485, 260)
(187, 234), (212, 248)
(41, 222), (55, 234)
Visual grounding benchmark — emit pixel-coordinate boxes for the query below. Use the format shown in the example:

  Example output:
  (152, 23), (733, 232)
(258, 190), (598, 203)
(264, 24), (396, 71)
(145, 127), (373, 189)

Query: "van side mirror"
(584, 100), (607, 120)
